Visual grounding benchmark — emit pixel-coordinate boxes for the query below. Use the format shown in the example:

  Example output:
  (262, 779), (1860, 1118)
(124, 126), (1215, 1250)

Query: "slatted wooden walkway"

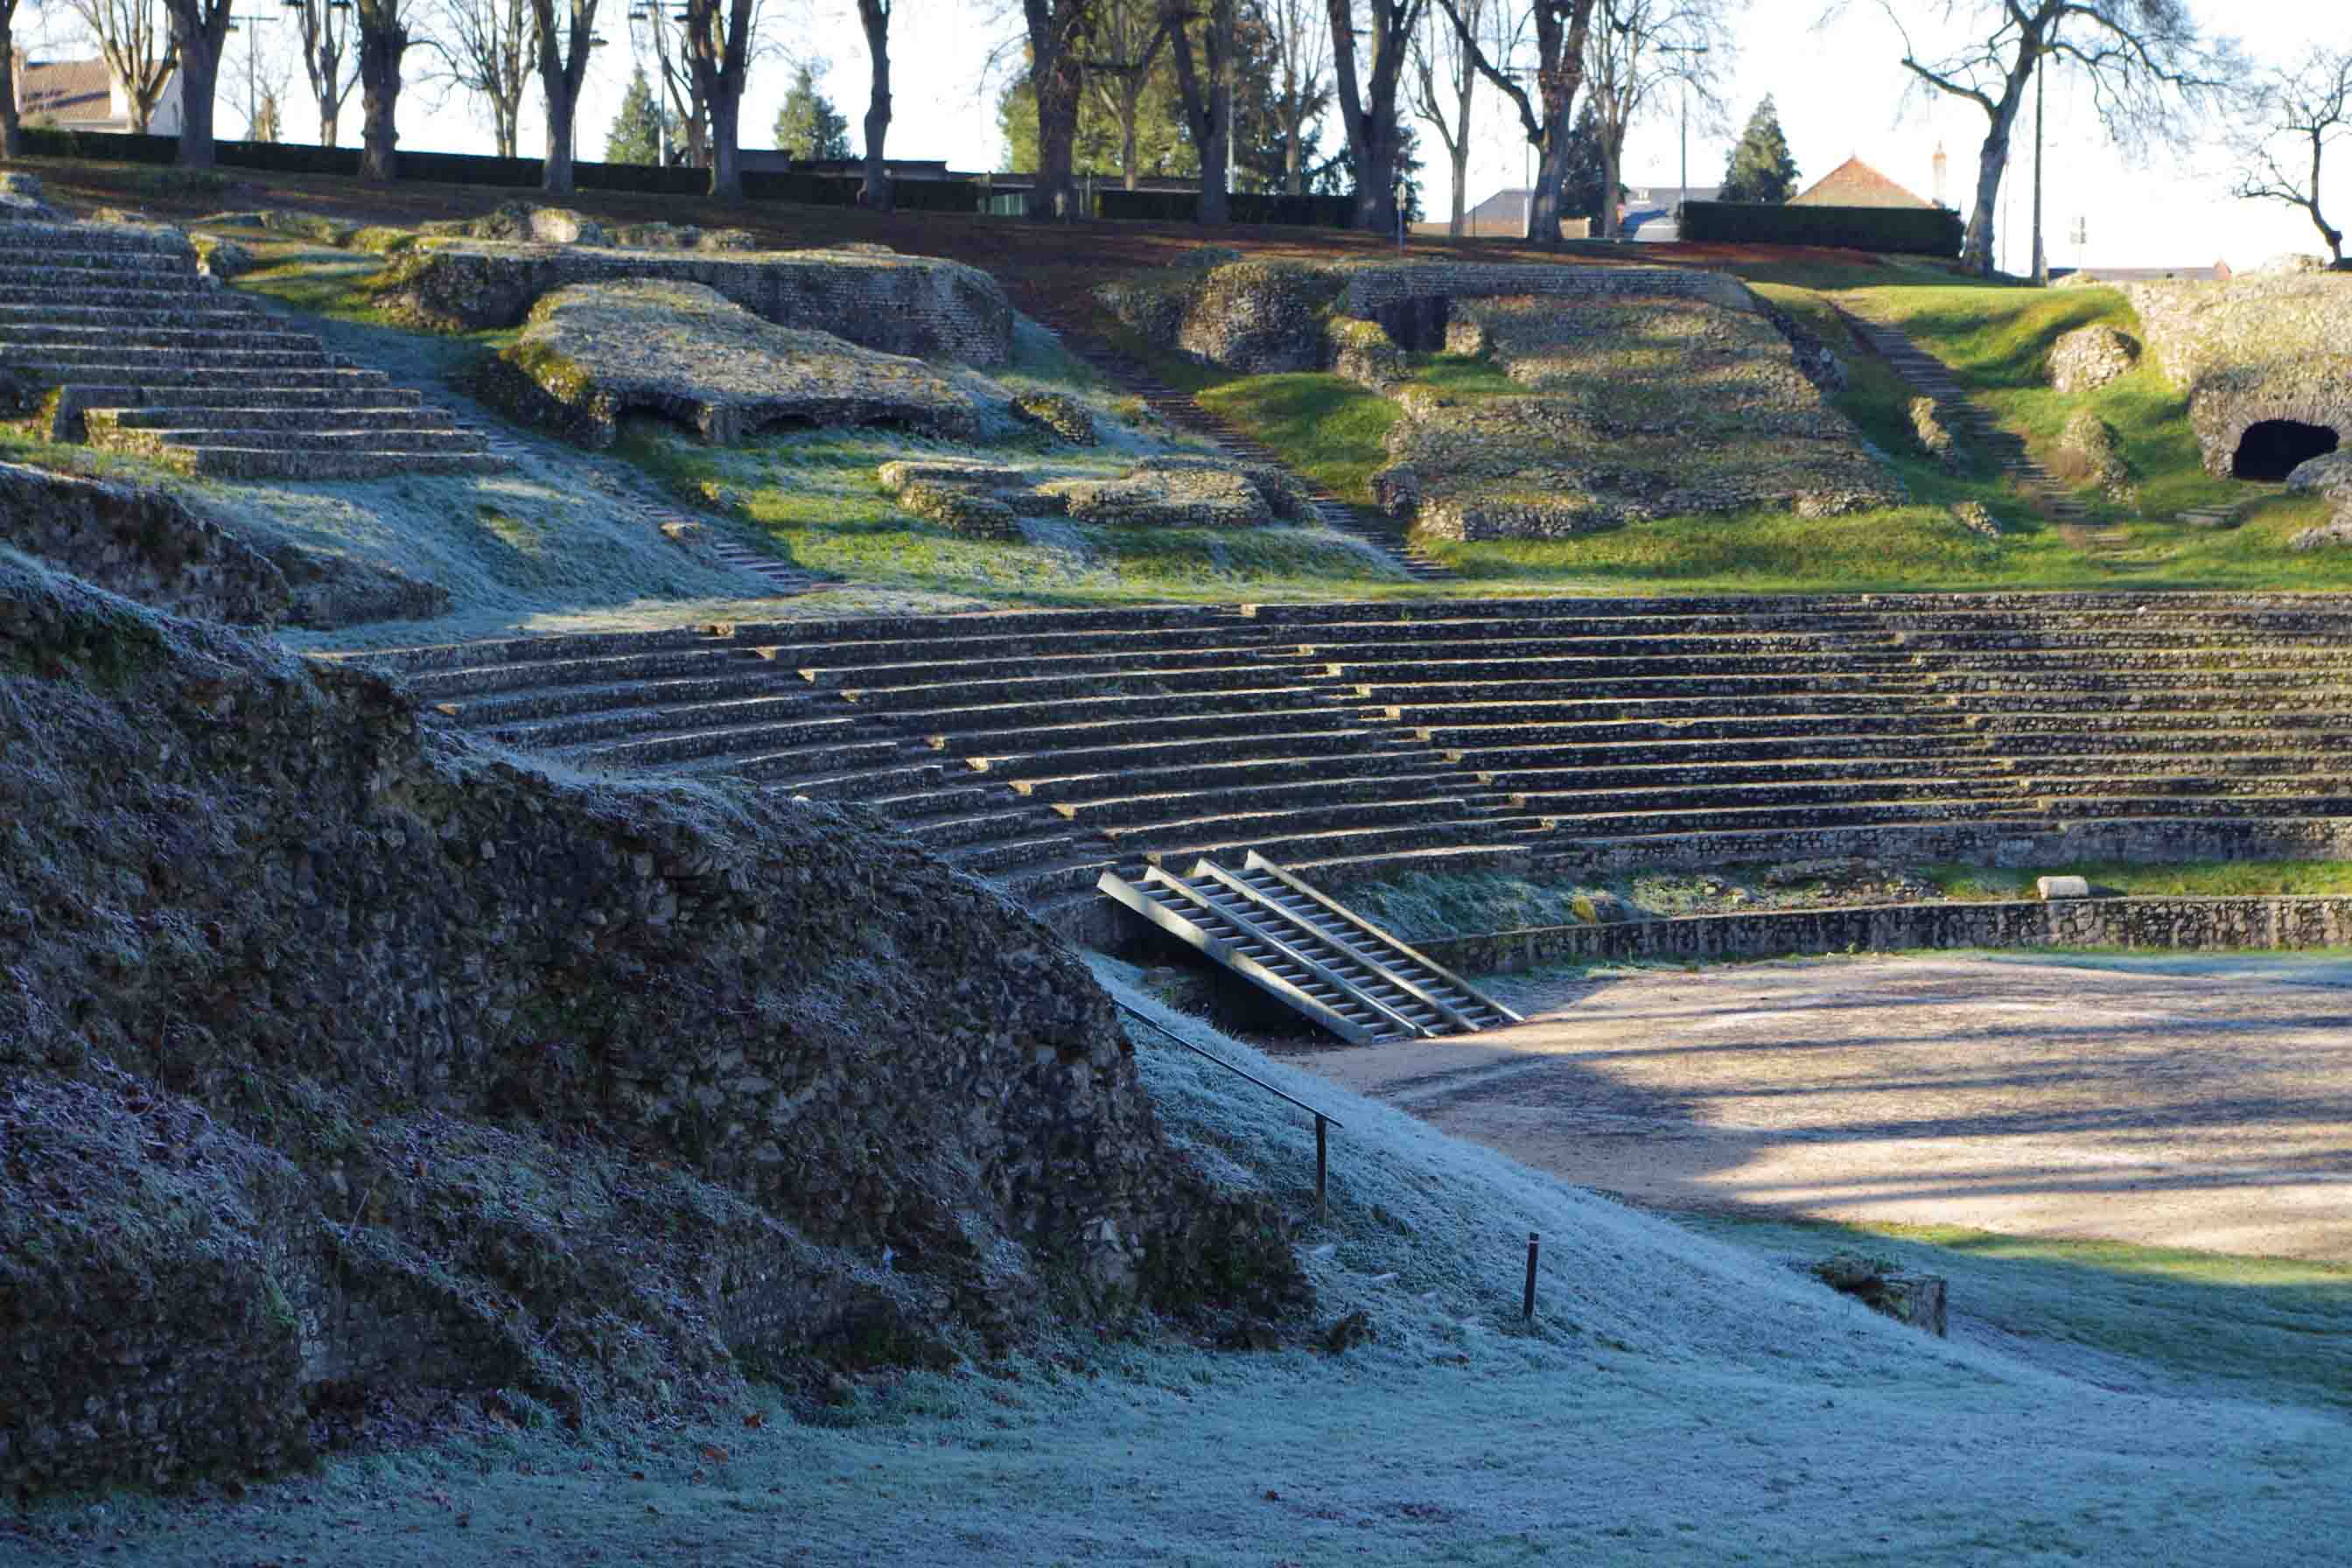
(1099, 851), (1521, 1043)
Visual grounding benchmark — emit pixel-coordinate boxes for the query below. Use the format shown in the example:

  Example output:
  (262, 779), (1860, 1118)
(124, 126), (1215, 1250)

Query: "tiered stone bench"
(0, 218), (503, 480)
(331, 593), (2352, 935)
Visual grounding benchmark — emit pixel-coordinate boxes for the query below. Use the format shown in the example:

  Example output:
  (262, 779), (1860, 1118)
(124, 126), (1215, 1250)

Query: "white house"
(14, 56), (184, 136)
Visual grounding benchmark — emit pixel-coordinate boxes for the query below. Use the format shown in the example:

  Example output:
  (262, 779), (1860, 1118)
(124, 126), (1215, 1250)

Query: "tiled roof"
(16, 58), (115, 120)
(1789, 157), (1935, 210)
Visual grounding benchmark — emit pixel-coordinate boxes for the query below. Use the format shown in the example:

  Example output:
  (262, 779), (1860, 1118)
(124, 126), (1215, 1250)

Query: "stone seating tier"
(329, 594), (2352, 934)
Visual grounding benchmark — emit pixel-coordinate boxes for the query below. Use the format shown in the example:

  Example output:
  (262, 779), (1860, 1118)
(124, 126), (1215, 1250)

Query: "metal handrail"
(1113, 998), (1342, 1217)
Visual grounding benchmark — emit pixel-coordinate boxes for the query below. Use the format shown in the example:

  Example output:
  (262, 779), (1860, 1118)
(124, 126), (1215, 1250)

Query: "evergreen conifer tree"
(605, 67), (668, 166)
(774, 64), (852, 159)
(1718, 96), (1801, 204)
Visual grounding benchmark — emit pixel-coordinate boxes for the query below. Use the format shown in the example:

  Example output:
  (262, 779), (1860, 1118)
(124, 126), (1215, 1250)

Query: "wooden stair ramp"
(1096, 850), (1522, 1045)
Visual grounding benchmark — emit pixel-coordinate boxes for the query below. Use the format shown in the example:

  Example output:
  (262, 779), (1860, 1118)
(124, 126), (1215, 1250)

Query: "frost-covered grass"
(16, 957), (2352, 1565)
(1924, 858), (2352, 900)
(621, 324), (1421, 606)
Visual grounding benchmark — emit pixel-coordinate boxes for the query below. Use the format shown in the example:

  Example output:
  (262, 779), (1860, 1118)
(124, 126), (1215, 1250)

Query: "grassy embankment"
(8, 957), (2348, 1565)
(1175, 259), (2342, 593)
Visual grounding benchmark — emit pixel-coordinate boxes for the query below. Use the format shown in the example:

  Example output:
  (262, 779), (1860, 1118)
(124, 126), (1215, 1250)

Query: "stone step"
(1531, 797), (2040, 838)
(0, 301), (271, 331)
(1317, 654), (1919, 684)
(10, 363), (380, 394)
(896, 804), (1060, 851)
(888, 683), (1333, 739)
(124, 424), (492, 455)
(0, 322), (320, 352)
(968, 725), (1417, 780)
(0, 219), (198, 254)
(1284, 843), (1534, 886)
(556, 714), (862, 768)
(936, 830), (1115, 876)
(1978, 710), (2352, 735)
(0, 245), (201, 274)
(434, 665), (827, 725)
(1956, 689), (2352, 715)
(1139, 817), (1536, 872)
(1515, 777), (2026, 815)
(480, 690), (827, 749)
(2007, 750), (2352, 776)
(1049, 771), (1492, 827)
(89, 402), (452, 433)
(157, 445), (512, 480)
(1292, 622), (1896, 652)
(929, 704), (1366, 758)
(834, 662), (1328, 712)
(10, 343), (338, 373)
(1382, 693), (1930, 729)
(1347, 673), (1921, 705)
(2023, 773), (2352, 799)
(1482, 755), (2015, 793)
(1009, 749), (1467, 803)
(1449, 714), (1969, 764)
(1099, 795), (1479, 848)
(0, 279), (214, 307)
(755, 757), (954, 796)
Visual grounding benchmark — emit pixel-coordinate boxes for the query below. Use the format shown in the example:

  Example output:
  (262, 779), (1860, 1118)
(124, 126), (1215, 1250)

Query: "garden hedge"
(1679, 200), (1964, 256)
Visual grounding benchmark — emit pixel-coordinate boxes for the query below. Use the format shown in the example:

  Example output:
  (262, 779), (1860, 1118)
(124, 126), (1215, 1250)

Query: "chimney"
(1933, 142), (1949, 207)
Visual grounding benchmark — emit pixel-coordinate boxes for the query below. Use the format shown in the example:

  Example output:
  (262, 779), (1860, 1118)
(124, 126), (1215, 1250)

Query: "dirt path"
(1291, 954), (2352, 1262)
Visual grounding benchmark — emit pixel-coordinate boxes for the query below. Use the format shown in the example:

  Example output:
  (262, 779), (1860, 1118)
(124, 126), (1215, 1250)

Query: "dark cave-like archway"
(2231, 418), (2340, 481)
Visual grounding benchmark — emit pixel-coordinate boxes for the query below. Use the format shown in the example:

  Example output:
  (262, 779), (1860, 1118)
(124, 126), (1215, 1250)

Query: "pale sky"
(32, 0), (2348, 270)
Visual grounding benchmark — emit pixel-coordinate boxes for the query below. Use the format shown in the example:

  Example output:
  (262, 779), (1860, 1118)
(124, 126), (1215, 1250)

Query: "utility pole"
(226, 10), (275, 139)
(1656, 43), (1710, 239)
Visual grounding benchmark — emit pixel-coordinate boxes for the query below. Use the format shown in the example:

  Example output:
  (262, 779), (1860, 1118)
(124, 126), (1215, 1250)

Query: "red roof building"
(1790, 157), (1936, 209)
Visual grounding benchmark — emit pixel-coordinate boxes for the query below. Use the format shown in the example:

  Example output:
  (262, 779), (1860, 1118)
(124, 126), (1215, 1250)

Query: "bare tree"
(530, 0), (598, 192)
(857, 0), (890, 205)
(1088, 0), (1166, 191)
(1257, 0), (1328, 194)
(159, 0), (234, 165)
(1020, 0), (1092, 219)
(1434, 0), (1601, 248)
(1, 0), (29, 153)
(286, 0), (353, 147)
(1163, 0), (1236, 220)
(631, 3), (709, 166)
(1873, 0), (2236, 278)
(354, 0), (411, 177)
(1584, 0), (1726, 237)
(66, 0), (178, 135)
(682, 0), (753, 197)
(2228, 45), (2352, 265)
(1328, 0), (1427, 234)
(430, 0), (532, 158)
(1408, 0), (1481, 234)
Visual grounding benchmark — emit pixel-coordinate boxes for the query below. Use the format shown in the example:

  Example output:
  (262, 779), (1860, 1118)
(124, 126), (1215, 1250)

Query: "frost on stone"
(478, 279), (999, 450)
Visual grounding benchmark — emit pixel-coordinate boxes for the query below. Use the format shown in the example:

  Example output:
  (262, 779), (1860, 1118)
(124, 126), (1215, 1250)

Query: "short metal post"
(1522, 1233), (1539, 1321)
(1314, 1115), (1328, 1219)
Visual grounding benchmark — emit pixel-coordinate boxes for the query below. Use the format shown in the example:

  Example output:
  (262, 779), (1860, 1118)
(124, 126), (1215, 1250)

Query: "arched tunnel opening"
(2231, 418), (2340, 482)
(1370, 295), (1452, 352)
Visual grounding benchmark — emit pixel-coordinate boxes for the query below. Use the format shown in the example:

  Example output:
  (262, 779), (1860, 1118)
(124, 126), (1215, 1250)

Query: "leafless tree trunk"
(682, 0), (752, 198)
(0, 0), (23, 156)
(530, 0), (597, 192)
(1327, 0), (1424, 234)
(1164, 0), (1236, 222)
(858, 0), (892, 206)
(1409, 0), (1480, 235)
(289, 0), (353, 148)
(1435, 0), (1599, 248)
(430, 0), (532, 158)
(1258, 0), (1327, 195)
(161, 0), (234, 166)
(354, 0), (407, 177)
(1022, 0), (1092, 220)
(1876, 0), (2237, 278)
(2228, 46), (2352, 264)
(1088, 0), (1166, 191)
(1584, 0), (1725, 240)
(70, 0), (179, 135)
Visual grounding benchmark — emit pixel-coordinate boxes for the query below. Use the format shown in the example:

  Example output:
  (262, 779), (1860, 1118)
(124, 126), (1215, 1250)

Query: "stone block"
(2036, 875), (2091, 900)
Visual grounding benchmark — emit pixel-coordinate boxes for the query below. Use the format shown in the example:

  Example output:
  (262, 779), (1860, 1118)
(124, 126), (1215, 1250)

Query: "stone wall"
(1421, 895), (2352, 973)
(0, 556), (1299, 1494)
(1540, 815), (2352, 876)
(374, 243), (1016, 365)
(2123, 276), (2352, 474)
(0, 461), (447, 629)
(1333, 262), (1756, 319)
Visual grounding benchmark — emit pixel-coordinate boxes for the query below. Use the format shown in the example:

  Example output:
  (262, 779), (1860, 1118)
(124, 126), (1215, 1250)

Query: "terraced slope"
(332, 594), (2352, 936)
(0, 217), (502, 479)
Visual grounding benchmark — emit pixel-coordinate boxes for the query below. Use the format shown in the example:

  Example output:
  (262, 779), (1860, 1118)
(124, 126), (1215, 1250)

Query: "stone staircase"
(0, 217), (503, 480)
(329, 594), (2352, 935)
(1047, 329), (1457, 582)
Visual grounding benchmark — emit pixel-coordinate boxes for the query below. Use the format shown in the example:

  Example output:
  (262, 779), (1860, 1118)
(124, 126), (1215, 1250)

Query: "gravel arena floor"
(1292, 953), (2352, 1264)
